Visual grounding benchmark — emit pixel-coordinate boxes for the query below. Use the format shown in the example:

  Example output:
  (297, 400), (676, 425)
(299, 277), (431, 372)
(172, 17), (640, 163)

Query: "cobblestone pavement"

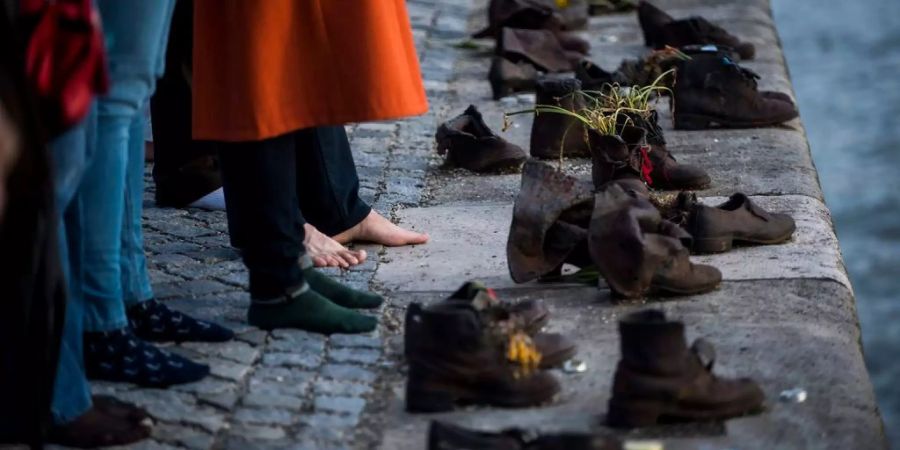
(60, 1), (475, 449)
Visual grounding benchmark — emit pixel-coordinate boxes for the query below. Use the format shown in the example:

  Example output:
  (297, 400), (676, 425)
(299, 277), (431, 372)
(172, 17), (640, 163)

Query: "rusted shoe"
(530, 78), (591, 159)
(574, 60), (616, 91)
(508, 160), (595, 283)
(673, 52), (798, 129)
(489, 57), (539, 99)
(588, 125), (650, 190)
(498, 28), (580, 73)
(444, 281), (550, 334)
(436, 105), (527, 173)
(405, 302), (560, 412)
(588, 0), (636, 15)
(668, 192), (796, 253)
(621, 111), (711, 190)
(474, 0), (589, 38)
(589, 183), (721, 298)
(428, 421), (623, 450)
(607, 310), (765, 427)
(406, 282), (577, 369)
(638, 1), (755, 60)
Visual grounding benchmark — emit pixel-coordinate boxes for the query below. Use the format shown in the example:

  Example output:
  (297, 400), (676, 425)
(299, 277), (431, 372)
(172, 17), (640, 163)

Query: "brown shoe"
(428, 420), (623, 450)
(588, 125), (649, 190)
(637, 1), (755, 60)
(673, 53), (798, 129)
(508, 160), (595, 283)
(574, 60), (616, 91)
(530, 78), (591, 159)
(436, 105), (527, 173)
(607, 310), (765, 428)
(474, 0), (589, 38)
(490, 56), (539, 99)
(444, 281), (550, 334)
(405, 302), (560, 412)
(622, 111), (711, 190)
(437, 282), (577, 369)
(669, 192), (796, 253)
(48, 396), (152, 448)
(498, 28), (580, 73)
(589, 183), (721, 298)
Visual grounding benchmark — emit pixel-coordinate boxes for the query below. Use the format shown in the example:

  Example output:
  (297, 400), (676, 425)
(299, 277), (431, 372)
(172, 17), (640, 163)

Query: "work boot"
(428, 421), (623, 450)
(490, 57), (539, 99)
(637, 1), (755, 60)
(588, 125), (650, 190)
(474, 0), (588, 38)
(508, 160), (595, 283)
(445, 281), (550, 334)
(677, 45), (796, 104)
(574, 60), (616, 91)
(667, 192), (796, 253)
(498, 28), (580, 73)
(607, 310), (765, 427)
(530, 78), (591, 159)
(405, 303), (561, 412)
(436, 105), (527, 173)
(589, 183), (721, 298)
(673, 52), (798, 129)
(621, 111), (711, 190)
(437, 282), (578, 369)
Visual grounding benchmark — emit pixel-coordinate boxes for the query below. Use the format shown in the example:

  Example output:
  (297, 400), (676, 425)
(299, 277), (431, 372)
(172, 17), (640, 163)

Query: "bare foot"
(333, 210), (429, 247)
(304, 224), (368, 268)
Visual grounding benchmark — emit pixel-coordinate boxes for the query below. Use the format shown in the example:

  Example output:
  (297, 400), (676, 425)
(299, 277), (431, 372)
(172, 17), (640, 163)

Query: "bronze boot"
(428, 421), (623, 450)
(673, 52), (798, 129)
(588, 125), (649, 190)
(405, 302), (561, 412)
(436, 105), (527, 172)
(607, 310), (765, 427)
(498, 28), (580, 73)
(508, 160), (595, 283)
(669, 192), (796, 253)
(589, 183), (720, 298)
(623, 111), (711, 190)
(474, 0), (587, 38)
(530, 78), (591, 159)
(489, 56), (539, 100)
(440, 282), (578, 369)
(637, 1), (755, 60)
(574, 60), (616, 92)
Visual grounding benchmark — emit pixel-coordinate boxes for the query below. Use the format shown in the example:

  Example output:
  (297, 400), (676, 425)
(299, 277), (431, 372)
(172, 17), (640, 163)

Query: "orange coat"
(192, 1), (428, 142)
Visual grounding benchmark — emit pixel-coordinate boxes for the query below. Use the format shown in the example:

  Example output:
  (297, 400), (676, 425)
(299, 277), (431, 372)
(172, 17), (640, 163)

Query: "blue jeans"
(50, 0), (175, 423)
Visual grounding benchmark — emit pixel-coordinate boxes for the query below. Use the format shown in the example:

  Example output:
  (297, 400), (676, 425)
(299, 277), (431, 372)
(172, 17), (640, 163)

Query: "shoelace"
(721, 56), (761, 90)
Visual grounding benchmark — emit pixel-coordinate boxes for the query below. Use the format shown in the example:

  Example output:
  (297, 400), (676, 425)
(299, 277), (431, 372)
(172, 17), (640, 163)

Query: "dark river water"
(772, 0), (900, 444)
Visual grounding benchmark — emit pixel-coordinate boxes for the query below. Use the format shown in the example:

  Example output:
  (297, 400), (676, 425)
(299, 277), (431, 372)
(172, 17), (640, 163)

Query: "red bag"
(21, 0), (109, 136)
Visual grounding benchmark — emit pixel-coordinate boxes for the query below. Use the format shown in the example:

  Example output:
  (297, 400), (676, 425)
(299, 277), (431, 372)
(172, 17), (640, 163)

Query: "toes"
(312, 255), (330, 268)
(338, 251), (359, 266)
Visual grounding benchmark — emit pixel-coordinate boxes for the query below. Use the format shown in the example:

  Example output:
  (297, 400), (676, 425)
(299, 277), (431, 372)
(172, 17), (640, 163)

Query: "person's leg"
(122, 111), (233, 342)
(218, 132), (378, 333)
(79, 0), (208, 387)
(314, 127), (428, 247)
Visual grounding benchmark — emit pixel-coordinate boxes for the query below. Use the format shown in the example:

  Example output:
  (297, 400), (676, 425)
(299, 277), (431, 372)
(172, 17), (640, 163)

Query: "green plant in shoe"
(303, 268), (383, 309)
(248, 286), (377, 334)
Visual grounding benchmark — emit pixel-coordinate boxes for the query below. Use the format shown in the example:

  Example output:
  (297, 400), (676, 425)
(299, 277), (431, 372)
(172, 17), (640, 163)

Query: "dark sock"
(303, 267), (383, 309)
(248, 285), (377, 334)
(128, 298), (234, 343)
(49, 397), (151, 448)
(84, 328), (210, 387)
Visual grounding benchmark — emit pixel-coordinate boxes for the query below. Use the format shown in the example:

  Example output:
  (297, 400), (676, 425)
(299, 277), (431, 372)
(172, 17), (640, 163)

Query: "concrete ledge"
(370, 0), (886, 448)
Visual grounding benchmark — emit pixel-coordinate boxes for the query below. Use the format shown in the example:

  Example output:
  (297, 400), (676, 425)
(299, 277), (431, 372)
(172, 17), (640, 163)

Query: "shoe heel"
(674, 114), (711, 130)
(406, 383), (458, 413)
(606, 399), (663, 428)
(692, 236), (733, 254)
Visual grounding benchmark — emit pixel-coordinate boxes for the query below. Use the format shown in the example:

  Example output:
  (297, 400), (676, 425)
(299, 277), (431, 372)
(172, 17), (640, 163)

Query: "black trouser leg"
(150, 0), (222, 207)
(294, 126), (372, 236)
(218, 134), (306, 299)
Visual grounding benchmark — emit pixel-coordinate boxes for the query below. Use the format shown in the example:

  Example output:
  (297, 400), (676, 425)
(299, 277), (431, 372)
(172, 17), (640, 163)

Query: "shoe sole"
(406, 380), (559, 413)
(606, 398), (764, 428)
(692, 229), (796, 254)
(674, 111), (799, 130)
